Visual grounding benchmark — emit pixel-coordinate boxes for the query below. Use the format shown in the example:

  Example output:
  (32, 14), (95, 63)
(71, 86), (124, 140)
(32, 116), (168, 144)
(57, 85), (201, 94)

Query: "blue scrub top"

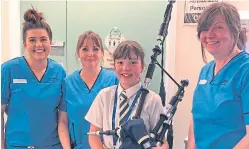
(1, 57), (66, 148)
(62, 68), (118, 149)
(192, 51), (249, 149)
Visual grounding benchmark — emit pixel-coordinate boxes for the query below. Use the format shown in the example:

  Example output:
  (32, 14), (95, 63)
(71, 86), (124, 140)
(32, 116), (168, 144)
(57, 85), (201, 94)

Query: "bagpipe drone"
(87, 0), (189, 148)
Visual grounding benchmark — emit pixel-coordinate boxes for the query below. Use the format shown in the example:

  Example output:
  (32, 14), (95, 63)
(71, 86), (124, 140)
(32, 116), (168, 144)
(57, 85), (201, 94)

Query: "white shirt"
(85, 82), (164, 148)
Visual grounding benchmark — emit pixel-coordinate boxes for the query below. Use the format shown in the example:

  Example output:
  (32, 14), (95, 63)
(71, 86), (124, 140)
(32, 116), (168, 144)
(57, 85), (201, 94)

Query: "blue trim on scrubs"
(23, 57), (49, 83)
(61, 68), (118, 149)
(1, 57), (66, 148)
(192, 51), (249, 149)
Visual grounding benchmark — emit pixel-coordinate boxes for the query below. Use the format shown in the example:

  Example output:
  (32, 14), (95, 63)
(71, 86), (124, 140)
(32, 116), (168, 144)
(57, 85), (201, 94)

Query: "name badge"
(199, 79), (207, 85)
(13, 79), (27, 84)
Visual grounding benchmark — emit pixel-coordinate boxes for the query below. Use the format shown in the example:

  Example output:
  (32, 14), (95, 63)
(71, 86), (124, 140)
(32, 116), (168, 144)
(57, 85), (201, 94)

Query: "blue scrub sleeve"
(1, 64), (11, 105)
(58, 80), (67, 112)
(242, 68), (249, 124)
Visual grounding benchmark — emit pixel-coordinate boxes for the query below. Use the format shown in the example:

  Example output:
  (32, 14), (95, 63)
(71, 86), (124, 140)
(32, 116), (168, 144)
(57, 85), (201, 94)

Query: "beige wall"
(232, 1), (249, 10)
(172, 1), (249, 149)
(1, 0), (9, 64)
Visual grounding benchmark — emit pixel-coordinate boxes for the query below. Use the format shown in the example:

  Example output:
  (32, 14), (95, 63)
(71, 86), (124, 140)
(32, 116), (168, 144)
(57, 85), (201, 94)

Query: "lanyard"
(111, 85), (143, 145)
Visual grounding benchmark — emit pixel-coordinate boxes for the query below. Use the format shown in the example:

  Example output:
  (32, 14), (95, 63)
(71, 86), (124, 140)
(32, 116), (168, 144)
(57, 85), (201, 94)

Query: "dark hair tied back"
(24, 9), (44, 23)
(22, 8), (52, 42)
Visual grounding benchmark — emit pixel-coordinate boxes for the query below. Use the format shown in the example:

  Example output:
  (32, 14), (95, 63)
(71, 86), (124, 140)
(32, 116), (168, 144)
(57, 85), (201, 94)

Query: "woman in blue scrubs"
(58, 31), (118, 149)
(1, 9), (66, 149)
(188, 2), (249, 149)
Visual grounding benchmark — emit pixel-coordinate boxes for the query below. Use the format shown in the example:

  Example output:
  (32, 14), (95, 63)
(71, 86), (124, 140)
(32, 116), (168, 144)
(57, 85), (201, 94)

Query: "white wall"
(171, 1), (249, 149)
(1, 0), (20, 64)
(1, 0), (9, 64)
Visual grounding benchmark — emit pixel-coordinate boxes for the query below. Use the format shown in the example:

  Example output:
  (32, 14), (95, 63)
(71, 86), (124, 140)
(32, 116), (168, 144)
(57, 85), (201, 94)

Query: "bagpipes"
(86, 0), (189, 148)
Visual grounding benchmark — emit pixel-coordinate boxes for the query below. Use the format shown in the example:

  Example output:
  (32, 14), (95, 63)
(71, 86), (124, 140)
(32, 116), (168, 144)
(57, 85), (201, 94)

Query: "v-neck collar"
(77, 67), (103, 93)
(210, 51), (245, 84)
(23, 56), (49, 83)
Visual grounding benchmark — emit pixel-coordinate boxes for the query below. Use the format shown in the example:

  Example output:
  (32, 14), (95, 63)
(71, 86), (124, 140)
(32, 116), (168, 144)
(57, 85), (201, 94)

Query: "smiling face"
(199, 14), (235, 59)
(114, 49), (144, 90)
(77, 38), (102, 70)
(24, 29), (51, 61)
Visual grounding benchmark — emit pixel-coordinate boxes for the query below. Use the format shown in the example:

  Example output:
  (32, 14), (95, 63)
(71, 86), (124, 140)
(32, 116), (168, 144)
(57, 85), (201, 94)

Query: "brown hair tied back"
(238, 29), (247, 50)
(76, 30), (104, 59)
(197, 2), (247, 63)
(22, 8), (52, 42)
(24, 9), (44, 23)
